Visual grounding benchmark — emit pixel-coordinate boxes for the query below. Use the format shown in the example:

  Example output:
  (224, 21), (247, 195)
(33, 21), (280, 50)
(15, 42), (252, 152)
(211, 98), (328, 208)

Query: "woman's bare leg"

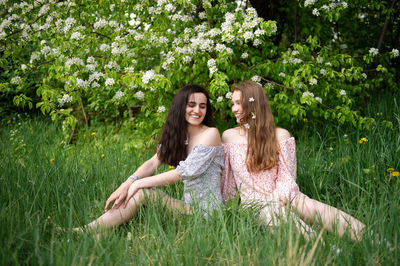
(292, 193), (365, 240)
(73, 189), (191, 232)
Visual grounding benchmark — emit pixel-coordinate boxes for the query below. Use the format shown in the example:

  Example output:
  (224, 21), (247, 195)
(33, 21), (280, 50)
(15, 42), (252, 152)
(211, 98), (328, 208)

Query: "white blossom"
(391, 48), (399, 57)
(339, 89), (346, 96)
(142, 70), (155, 84)
(225, 92), (232, 99)
(253, 39), (261, 46)
(320, 68), (327, 75)
(57, 94), (73, 106)
(157, 105), (166, 113)
(215, 43), (226, 53)
(241, 52), (249, 59)
(309, 78), (318, 85)
(105, 78), (115, 86)
(302, 91), (314, 98)
(217, 96), (223, 103)
(207, 59), (218, 75)
(362, 73), (367, 79)
(136, 90), (144, 100)
(71, 32), (84, 40)
(244, 123), (250, 129)
(369, 47), (379, 56)
(248, 97), (255, 102)
(279, 72), (286, 77)
(21, 64), (27, 70)
(11, 76), (22, 84)
(304, 0), (317, 7)
(243, 31), (254, 41)
(114, 90), (125, 99)
(312, 8), (320, 16)
(251, 75), (261, 83)
(315, 97), (322, 104)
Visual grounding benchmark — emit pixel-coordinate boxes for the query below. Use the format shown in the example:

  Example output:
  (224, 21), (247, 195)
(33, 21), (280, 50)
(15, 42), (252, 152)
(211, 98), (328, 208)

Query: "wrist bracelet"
(127, 174), (139, 182)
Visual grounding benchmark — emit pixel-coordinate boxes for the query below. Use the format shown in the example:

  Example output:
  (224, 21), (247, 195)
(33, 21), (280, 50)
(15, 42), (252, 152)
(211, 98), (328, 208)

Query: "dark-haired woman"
(74, 85), (223, 231)
(221, 81), (365, 240)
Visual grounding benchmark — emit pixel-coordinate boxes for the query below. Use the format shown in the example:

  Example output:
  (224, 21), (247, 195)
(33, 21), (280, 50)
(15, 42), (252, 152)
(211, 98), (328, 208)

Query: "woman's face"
(231, 90), (244, 124)
(185, 93), (207, 126)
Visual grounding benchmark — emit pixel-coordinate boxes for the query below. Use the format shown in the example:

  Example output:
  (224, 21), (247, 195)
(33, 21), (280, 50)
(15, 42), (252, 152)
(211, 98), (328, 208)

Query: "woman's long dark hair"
(157, 84), (213, 166)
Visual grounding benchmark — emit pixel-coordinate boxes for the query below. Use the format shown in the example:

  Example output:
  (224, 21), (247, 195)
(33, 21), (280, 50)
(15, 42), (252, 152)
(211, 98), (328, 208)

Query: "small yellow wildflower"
(341, 157), (349, 163)
(50, 158), (55, 162)
(377, 112), (380, 116)
(7, 120), (11, 124)
(138, 153), (142, 157)
(101, 154), (105, 158)
(359, 137), (368, 144)
(387, 168), (394, 172)
(330, 162), (334, 166)
(168, 165), (175, 169)
(392, 171), (399, 177)
(91, 132), (96, 136)
(303, 118), (308, 123)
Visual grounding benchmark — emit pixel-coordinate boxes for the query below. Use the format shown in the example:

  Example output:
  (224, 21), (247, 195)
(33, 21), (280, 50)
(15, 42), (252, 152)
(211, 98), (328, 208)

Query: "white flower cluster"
(369, 47), (379, 56)
(207, 59), (218, 75)
(225, 92), (232, 99)
(251, 75), (261, 83)
(304, 0), (317, 7)
(312, 8), (320, 16)
(339, 89), (346, 96)
(76, 78), (90, 88)
(71, 32), (84, 40)
(142, 70), (155, 84)
(65, 57), (84, 67)
(136, 90), (144, 100)
(105, 78), (115, 86)
(104, 61), (120, 72)
(391, 48), (399, 57)
(302, 91), (314, 98)
(301, 91), (322, 103)
(114, 90), (125, 100)
(309, 78), (318, 85)
(57, 94), (73, 106)
(11, 76), (22, 84)
(157, 105), (166, 113)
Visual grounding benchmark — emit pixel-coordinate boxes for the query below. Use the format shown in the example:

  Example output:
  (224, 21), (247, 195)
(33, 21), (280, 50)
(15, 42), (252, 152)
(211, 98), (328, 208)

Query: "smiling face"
(185, 92), (207, 126)
(231, 90), (244, 124)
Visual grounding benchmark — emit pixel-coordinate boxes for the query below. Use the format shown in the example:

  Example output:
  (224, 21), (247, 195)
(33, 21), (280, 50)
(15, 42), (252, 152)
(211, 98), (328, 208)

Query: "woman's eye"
(188, 102), (196, 107)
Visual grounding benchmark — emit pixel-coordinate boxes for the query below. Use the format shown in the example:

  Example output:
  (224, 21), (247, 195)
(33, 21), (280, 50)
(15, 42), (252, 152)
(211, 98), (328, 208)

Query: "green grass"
(1, 99), (399, 265)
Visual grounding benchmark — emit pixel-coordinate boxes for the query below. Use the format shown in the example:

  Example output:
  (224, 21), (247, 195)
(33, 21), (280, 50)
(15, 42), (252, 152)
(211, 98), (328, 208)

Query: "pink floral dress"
(221, 137), (314, 233)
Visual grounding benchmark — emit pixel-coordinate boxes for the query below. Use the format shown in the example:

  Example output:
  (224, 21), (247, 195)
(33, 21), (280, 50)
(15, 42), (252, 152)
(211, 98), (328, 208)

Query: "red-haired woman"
(221, 81), (365, 240)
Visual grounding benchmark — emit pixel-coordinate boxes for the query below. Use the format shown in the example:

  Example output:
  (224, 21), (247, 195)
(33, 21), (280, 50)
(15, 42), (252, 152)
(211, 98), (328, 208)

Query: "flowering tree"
(1, 0), (399, 139)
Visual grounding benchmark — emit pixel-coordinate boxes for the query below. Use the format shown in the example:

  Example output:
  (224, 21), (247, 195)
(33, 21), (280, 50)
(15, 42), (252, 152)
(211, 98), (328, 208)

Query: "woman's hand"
(123, 182), (141, 208)
(104, 181), (131, 211)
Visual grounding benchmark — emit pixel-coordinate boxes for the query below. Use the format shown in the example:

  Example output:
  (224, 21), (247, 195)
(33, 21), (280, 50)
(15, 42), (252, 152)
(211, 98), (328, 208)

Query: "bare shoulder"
(222, 127), (241, 143)
(275, 127), (292, 143)
(198, 127), (221, 146)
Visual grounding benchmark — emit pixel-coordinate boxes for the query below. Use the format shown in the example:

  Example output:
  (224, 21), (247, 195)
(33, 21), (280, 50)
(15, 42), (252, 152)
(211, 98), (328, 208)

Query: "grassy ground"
(1, 96), (399, 265)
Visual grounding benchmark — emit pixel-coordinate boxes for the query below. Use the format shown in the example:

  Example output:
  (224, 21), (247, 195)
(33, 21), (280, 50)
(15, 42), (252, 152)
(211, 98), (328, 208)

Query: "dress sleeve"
(176, 145), (223, 181)
(274, 137), (300, 202)
(220, 144), (237, 202)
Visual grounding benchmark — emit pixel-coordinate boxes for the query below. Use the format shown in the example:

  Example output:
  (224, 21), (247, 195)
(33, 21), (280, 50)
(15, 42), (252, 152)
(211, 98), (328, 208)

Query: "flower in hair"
(248, 97), (255, 102)
(251, 112), (256, 119)
(244, 123), (251, 129)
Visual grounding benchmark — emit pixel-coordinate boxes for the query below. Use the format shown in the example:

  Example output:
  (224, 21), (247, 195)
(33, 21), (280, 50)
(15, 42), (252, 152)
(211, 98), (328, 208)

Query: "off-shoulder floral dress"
(221, 137), (314, 233)
(176, 144), (224, 216)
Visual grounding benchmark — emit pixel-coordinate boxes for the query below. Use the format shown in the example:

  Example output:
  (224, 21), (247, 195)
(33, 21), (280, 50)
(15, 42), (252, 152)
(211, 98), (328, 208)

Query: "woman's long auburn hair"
(157, 84), (213, 166)
(233, 81), (279, 172)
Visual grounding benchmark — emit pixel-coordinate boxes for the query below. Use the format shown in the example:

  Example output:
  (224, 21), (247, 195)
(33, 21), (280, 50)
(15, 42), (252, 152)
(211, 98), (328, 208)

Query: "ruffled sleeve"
(274, 137), (300, 202)
(176, 145), (224, 181)
(220, 144), (237, 202)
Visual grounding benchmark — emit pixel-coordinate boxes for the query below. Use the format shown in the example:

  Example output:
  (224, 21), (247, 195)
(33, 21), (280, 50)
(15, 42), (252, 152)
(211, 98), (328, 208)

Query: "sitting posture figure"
(74, 84), (223, 231)
(221, 81), (365, 240)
